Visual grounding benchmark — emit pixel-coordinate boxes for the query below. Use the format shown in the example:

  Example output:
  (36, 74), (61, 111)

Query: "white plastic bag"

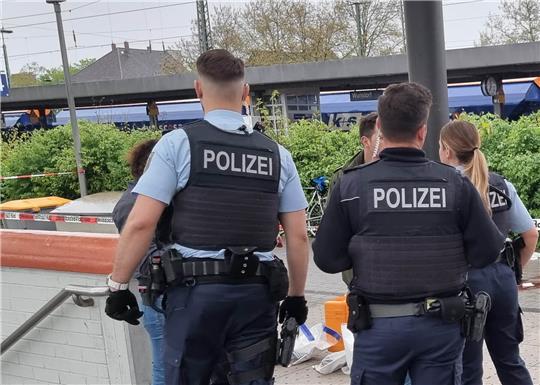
(313, 351), (347, 374)
(341, 323), (354, 375)
(291, 323), (340, 365)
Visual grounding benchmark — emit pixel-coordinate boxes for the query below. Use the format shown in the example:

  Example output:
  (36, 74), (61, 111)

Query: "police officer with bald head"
(105, 49), (310, 384)
(313, 82), (504, 385)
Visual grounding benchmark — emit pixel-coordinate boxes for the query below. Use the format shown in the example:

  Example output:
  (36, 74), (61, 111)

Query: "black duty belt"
(181, 259), (267, 277)
(369, 302), (427, 318)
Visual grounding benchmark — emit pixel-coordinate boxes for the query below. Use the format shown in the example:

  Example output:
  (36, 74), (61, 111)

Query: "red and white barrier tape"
(0, 170), (84, 181)
(0, 211), (113, 225)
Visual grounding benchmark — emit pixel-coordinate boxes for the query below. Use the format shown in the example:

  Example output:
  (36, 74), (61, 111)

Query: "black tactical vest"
(170, 121), (281, 251)
(342, 149), (468, 302)
(489, 172), (512, 235)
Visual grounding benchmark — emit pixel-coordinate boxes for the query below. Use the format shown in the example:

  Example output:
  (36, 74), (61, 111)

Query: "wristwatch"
(106, 274), (129, 291)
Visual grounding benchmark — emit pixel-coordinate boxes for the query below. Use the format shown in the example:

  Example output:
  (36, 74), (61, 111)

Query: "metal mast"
(196, 0), (212, 53)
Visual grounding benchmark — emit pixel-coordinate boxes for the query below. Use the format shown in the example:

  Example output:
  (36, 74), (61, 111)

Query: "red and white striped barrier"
(0, 211), (113, 225)
(0, 170), (84, 181)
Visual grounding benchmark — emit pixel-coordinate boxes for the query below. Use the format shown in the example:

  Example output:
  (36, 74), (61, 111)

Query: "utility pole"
(1, 28), (13, 85)
(351, 1), (365, 57)
(399, 0), (407, 52)
(196, 0), (212, 54)
(404, 0), (449, 160)
(46, 0), (87, 196)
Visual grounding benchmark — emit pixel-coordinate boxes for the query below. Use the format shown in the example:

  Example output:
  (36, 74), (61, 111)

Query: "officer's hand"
(105, 290), (143, 325)
(279, 296), (308, 325)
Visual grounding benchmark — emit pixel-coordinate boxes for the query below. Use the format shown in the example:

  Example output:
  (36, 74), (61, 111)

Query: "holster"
(262, 257), (289, 302)
(160, 249), (184, 286)
(461, 291), (491, 341)
(346, 293), (372, 333)
(434, 296), (467, 322)
(501, 239), (516, 268)
(512, 236), (525, 285)
(137, 253), (166, 313)
(225, 247), (259, 278)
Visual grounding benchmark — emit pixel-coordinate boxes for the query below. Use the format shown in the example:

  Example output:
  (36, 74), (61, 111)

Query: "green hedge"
(1, 121), (160, 200)
(1, 113), (539, 220)
(461, 112), (540, 218)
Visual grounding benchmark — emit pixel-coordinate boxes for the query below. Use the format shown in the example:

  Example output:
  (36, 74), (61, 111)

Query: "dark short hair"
(359, 112), (377, 138)
(377, 82), (433, 141)
(196, 49), (244, 83)
(128, 139), (158, 179)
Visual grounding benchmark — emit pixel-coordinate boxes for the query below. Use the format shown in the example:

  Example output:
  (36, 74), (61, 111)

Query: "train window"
(286, 96), (297, 104)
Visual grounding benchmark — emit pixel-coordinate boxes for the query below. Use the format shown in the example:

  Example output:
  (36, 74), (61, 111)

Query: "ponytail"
(462, 148), (491, 215)
(440, 120), (491, 215)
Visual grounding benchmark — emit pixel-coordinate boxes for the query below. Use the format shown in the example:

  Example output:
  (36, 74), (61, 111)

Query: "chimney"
(124, 41), (129, 51)
(111, 43), (117, 51)
(147, 40), (152, 52)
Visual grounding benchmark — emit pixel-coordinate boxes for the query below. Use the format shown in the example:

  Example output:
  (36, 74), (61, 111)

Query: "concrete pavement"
(273, 246), (540, 385)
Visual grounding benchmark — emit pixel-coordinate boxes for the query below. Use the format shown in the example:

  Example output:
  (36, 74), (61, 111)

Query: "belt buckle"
(421, 298), (438, 315)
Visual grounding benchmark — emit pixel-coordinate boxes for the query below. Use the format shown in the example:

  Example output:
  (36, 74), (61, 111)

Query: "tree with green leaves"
(162, 0), (404, 73)
(478, 0), (539, 45)
(10, 58), (96, 87)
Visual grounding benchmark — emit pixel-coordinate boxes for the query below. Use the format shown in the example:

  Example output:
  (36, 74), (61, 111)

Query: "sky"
(1, 0), (503, 74)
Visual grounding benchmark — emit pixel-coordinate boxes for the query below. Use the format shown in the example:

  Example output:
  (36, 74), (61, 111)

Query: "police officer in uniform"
(105, 49), (310, 385)
(439, 120), (538, 385)
(313, 82), (504, 385)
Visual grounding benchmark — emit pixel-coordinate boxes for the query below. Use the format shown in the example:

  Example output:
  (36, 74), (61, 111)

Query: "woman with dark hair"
(112, 138), (166, 385)
(439, 120), (538, 385)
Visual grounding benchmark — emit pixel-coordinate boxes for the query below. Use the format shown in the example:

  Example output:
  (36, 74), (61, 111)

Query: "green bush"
(1, 121), (160, 200)
(2, 113), (539, 224)
(276, 119), (360, 187)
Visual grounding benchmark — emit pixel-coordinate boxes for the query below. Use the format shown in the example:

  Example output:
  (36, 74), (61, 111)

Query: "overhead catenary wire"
(9, 34), (195, 59)
(2, 0), (102, 21)
(7, 2), (196, 29)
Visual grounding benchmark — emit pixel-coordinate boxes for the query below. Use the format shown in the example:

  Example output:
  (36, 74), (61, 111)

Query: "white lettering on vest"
(386, 188), (400, 208)
(374, 188), (385, 208)
(216, 151), (230, 170)
(202, 149), (273, 176)
(417, 188), (429, 208)
(245, 155), (258, 174)
(372, 187), (448, 209)
(401, 188), (412, 208)
(489, 191), (507, 208)
(204, 149), (216, 168)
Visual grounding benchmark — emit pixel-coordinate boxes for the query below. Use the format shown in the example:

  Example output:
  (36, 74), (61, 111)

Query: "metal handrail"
(1, 285), (110, 355)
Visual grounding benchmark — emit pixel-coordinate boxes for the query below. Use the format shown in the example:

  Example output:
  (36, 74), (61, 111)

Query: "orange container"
(324, 295), (349, 352)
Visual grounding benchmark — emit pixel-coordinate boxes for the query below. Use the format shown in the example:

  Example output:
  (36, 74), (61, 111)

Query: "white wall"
(1, 267), (135, 385)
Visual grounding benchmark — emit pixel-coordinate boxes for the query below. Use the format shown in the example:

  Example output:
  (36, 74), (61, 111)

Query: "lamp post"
(404, 0), (449, 161)
(0, 28), (13, 85)
(46, 0), (87, 196)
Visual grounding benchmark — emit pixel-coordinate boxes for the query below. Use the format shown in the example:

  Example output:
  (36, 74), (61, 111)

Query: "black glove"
(279, 296), (308, 325)
(105, 290), (144, 325)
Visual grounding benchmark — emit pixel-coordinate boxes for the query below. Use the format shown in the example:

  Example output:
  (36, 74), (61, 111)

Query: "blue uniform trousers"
(462, 263), (532, 385)
(164, 283), (277, 385)
(351, 315), (464, 385)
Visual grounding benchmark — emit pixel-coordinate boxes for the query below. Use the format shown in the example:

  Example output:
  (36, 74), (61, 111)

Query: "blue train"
(3, 79), (539, 133)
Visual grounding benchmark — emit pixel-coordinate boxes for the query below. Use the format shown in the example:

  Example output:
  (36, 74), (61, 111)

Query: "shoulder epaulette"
(343, 158), (381, 173)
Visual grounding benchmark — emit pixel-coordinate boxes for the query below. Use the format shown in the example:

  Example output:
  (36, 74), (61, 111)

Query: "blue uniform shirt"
(133, 109), (308, 261)
(504, 180), (534, 233)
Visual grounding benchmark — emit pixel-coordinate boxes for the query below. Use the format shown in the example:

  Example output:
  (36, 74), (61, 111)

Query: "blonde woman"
(439, 120), (538, 385)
